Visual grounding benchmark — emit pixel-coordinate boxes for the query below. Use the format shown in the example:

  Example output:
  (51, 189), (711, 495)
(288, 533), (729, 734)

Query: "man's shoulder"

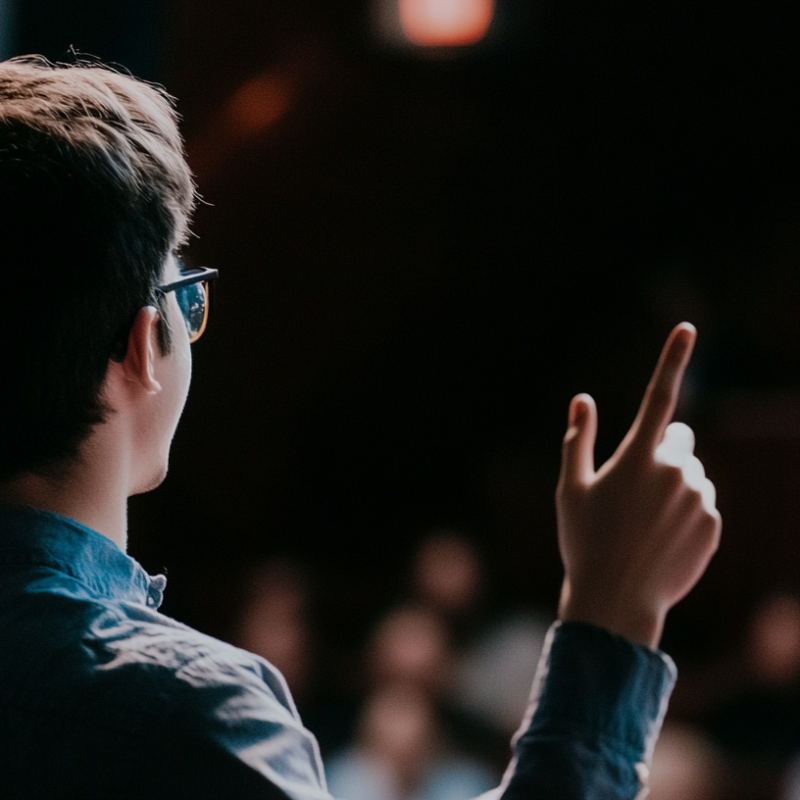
(0, 573), (297, 725)
(107, 606), (300, 719)
(0, 572), (329, 798)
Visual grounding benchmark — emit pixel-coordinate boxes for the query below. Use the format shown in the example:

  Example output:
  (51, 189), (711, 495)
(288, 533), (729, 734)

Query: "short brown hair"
(0, 56), (196, 479)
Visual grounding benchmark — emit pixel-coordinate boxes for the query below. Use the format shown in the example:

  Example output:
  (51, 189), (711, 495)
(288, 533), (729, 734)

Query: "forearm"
(492, 621), (676, 800)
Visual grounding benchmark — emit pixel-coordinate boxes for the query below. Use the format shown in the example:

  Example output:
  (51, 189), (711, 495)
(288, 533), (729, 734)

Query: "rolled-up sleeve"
(493, 621), (676, 800)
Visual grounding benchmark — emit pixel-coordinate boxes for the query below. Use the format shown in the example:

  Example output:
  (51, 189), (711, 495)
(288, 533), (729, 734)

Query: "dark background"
(9, 0), (800, 683)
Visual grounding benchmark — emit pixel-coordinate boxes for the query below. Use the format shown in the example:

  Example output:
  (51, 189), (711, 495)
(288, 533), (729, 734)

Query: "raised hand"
(556, 322), (721, 649)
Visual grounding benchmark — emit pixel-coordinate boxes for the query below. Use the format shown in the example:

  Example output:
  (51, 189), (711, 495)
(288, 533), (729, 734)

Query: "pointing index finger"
(632, 322), (696, 452)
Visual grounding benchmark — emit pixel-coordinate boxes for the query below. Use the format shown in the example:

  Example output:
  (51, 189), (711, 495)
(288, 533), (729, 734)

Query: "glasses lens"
(175, 281), (209, 343)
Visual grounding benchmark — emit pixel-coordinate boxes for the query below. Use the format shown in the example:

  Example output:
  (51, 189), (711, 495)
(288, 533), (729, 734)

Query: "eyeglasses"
(156, 266), (219, 343)
(110, 266), (219, 362)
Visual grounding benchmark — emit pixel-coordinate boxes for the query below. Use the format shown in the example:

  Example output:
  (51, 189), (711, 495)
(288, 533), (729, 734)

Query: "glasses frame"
(110, 266), (219, 362)
(155, 266), (219, 344)
(157, 266), (219, 297)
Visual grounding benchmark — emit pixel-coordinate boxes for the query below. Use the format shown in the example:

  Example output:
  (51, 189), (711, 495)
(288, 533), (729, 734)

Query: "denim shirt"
(0, 504), (675, 799)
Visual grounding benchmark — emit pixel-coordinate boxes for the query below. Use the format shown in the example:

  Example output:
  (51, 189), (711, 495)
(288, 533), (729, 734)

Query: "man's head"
(0, 56), (195, 482)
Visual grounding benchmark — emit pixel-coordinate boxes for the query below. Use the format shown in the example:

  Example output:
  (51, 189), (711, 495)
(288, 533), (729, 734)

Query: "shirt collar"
(0, 503), (166, 608)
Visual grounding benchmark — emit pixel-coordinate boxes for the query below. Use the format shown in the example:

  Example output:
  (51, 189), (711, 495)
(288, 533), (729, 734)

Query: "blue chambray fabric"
(0, 503), (675, 800)
(495, 623), (677, 800)
(0, 503), (328, 800)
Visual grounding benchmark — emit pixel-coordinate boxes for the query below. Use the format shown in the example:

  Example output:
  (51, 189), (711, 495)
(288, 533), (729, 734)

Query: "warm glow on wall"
(399, 0), (494, 47)
(226, 73), (293, 137)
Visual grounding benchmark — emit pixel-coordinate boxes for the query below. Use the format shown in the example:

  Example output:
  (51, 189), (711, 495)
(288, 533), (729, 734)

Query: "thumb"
(559, 394), (597, 488)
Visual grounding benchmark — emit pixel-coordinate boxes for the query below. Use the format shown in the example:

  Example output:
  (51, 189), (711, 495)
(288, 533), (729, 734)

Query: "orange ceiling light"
(399, 0), (494, 47)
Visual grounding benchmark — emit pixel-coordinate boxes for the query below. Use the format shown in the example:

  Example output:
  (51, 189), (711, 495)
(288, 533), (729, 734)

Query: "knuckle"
(700, 514), (722, 551)
(659, 463), (685, 491)
(687, 454), (706, 478)
(698, 503), (721, 528)
(683, 487), (705, 513)
(707, 507), (723, 530)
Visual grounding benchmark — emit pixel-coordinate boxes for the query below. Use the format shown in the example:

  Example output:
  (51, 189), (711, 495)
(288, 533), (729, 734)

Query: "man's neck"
(0, 464), (128, 551)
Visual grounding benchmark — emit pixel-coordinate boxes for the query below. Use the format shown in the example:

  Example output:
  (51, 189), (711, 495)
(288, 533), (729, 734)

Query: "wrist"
(557, 577), (665, 650)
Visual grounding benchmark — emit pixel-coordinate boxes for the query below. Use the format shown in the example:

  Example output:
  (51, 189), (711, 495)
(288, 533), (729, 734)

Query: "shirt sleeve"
(485, 621), (677, 800)
(136, 646), (334, 800)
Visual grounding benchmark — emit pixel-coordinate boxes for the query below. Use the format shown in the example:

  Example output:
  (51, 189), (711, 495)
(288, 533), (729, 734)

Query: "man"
(0, 56), (721, 799)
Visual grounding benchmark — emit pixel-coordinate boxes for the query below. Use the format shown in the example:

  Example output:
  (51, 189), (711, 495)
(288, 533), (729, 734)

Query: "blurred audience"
(699, 593), (800, 798)
(366, 605), (453, 696)
(233, 559), (314, 703)
(326, 604), (496, 800)
(410, 531), (483, 627)
(326, 681), (495, 800)
(229, 544), (800, 799)
(452, 612), (550, 739)
(408, 530), (551, 742)
(647, 722), (725, 800)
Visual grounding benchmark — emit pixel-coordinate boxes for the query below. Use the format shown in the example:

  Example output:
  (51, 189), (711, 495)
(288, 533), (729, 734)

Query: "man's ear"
(114, 306), (163, 395)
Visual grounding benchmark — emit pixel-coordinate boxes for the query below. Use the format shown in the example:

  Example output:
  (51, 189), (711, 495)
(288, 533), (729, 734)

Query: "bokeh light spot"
(399, 0), (494, 47)
(226, 73), (292, 137)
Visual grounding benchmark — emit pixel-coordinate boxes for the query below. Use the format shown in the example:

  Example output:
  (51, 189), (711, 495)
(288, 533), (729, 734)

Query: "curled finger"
(700, 477), (717, 515)
(655, 422), (696, 467)
(682, 455), (705, 492)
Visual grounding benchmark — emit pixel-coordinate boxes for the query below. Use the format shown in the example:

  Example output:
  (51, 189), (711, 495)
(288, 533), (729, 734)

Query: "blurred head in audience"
(412, 530), (483, 617)
(235, 559), (313, 699)
(747, 593), (800, 687)
(358, 684), (437, 790)
(367, 605), (452, 697)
